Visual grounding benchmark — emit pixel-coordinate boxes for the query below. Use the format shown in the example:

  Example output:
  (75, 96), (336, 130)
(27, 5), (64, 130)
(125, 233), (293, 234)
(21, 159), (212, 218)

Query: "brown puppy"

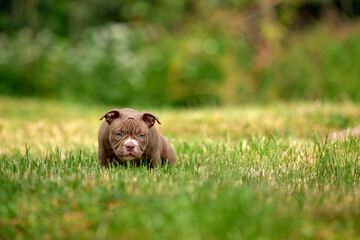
(98, 108), (176, 167)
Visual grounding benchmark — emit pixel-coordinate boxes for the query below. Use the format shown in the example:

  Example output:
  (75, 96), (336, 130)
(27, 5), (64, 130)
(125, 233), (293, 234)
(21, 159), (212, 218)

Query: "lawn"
(1, 97), (360, 240)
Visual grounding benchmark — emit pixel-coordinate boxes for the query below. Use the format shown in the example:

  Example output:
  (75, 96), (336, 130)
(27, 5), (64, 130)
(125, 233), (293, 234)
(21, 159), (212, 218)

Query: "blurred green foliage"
(0, 0), (360, 106)
(259, 30), (360, 101)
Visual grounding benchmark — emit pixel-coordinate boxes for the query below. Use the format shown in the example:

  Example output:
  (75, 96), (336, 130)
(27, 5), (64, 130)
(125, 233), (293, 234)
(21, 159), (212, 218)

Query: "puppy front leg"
(150, 155), (162, 168)
(98, 148), (110, 167)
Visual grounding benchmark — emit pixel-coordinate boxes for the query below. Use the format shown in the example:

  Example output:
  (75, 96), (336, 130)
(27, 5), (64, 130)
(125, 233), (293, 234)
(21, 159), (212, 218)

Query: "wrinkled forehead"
(111, 116), (147, 132)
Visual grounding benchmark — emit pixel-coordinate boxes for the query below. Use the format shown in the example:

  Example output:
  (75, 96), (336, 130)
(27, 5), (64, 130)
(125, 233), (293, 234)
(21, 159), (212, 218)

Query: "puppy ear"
(140, 111), (161, 128)
(100, 109), (121, 124)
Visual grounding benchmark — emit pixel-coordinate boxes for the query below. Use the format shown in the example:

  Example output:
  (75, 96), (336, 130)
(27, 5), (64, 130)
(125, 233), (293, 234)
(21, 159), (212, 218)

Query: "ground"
(0, 97), (360, 239)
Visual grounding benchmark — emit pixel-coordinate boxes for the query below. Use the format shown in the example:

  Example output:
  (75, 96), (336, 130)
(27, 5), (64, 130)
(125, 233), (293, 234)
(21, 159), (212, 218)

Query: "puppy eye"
(116, 132), (122, 137)
(139, 133), (145, 138)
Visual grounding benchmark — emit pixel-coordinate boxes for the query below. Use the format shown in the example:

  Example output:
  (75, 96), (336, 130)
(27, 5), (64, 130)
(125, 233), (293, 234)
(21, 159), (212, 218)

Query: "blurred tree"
(0, 0), (360, 106)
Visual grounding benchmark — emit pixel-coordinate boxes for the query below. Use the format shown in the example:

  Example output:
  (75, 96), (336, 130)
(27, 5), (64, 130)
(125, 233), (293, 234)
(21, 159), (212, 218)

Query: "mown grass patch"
(0, 97), (360, 239)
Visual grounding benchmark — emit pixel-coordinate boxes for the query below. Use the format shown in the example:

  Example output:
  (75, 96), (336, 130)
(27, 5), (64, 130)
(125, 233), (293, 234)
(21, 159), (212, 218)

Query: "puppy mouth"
(121, 153), (139, 160)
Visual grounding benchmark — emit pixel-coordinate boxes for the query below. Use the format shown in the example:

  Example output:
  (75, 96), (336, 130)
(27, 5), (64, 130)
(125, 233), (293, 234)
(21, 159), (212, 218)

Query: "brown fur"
(98, 108), (176, 167)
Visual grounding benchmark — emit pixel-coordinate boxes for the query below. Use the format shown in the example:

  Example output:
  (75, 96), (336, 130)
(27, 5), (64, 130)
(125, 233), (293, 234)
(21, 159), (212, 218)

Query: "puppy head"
(100, 109), (160, 162)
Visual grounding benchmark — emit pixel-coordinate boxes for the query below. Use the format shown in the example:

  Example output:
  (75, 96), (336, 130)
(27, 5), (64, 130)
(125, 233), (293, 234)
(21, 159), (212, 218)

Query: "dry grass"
(1, 97), (359, 155)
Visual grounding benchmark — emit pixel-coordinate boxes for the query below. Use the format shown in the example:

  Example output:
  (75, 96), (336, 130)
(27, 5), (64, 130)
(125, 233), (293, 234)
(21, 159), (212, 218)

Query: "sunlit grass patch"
(0, 97), (360, 239)
(1, 97), (359, 155)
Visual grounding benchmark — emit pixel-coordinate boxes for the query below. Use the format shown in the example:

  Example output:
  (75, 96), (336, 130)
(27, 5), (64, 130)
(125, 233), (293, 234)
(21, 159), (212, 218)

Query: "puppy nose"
(126, 142), (135, 151)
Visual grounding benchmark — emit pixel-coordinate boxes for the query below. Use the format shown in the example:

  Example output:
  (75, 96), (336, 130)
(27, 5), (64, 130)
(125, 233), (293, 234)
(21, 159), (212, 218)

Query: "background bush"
(0, 0), (360, 106)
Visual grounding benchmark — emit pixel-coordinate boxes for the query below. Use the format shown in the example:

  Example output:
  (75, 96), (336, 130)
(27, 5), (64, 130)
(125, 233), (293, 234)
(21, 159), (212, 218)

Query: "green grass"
(1, 97), (360, 239)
